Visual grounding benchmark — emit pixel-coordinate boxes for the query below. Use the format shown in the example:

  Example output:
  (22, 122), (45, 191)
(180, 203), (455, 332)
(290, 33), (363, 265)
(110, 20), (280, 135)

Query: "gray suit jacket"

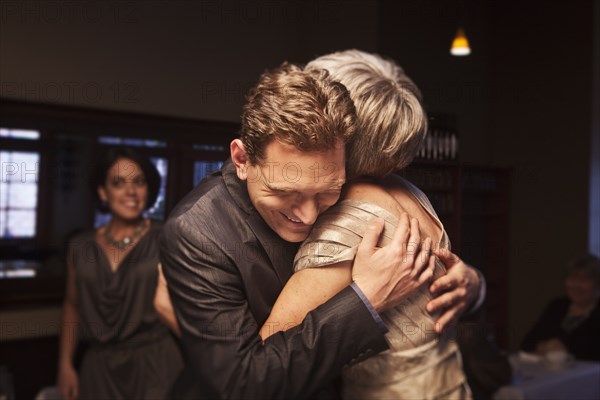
(160, 160), (388, 399)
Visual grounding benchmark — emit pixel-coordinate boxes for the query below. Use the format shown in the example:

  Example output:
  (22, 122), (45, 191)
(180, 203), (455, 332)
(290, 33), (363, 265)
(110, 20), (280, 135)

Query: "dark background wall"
(486, 0), (595, 349)
(1, 0), (597, 352)
(0, 0), (379, 120)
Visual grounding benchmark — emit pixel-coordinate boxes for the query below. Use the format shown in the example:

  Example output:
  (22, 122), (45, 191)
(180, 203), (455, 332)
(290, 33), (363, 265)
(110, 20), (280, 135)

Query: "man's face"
(236, 140), (346, 243)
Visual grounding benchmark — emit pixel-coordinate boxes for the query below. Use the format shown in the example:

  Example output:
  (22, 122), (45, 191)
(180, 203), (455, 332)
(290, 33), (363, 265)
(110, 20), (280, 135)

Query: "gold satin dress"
(294, 178), (472, 400)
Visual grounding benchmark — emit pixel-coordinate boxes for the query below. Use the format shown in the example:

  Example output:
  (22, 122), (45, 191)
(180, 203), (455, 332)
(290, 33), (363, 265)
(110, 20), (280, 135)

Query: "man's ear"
(230, 139), (251, 181)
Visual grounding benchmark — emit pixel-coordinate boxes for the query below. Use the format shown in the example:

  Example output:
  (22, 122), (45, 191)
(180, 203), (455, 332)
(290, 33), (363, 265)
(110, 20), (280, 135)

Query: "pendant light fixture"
(450, 27), (471, 56)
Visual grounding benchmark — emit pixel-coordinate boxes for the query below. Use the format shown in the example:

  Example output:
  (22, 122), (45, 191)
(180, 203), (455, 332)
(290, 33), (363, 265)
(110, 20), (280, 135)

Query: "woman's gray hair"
(307, 49), (427, 179)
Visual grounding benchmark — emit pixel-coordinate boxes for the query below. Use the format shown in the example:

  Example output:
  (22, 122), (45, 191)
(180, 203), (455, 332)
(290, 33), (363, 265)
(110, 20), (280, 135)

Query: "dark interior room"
(1, 0), (599, 399)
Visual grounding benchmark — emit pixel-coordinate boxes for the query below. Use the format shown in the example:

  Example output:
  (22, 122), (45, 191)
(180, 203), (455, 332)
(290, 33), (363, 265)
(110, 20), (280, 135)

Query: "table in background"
(493, 354), (600, 400)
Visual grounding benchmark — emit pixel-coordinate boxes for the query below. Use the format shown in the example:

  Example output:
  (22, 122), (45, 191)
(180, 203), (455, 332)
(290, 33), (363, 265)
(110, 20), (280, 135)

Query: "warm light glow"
(451, 27), (471, 56)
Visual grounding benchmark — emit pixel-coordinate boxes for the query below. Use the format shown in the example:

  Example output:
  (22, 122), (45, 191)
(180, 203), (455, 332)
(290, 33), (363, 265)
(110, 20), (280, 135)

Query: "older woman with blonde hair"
(260, 50), (476, 399)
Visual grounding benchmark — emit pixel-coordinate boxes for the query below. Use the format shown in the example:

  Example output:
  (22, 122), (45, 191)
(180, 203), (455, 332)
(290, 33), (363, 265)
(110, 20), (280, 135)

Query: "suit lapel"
(246, 213), (299, 285)
(222, 159), (299, 286)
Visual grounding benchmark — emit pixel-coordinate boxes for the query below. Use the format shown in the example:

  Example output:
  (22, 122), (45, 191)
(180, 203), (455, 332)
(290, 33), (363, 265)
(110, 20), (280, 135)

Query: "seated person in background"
(260, 49), (477, 400)
(521, 254), (600, 361)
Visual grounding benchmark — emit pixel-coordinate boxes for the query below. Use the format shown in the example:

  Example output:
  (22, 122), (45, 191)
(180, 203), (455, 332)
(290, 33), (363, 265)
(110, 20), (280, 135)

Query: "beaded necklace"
(103, 219), (148, 250)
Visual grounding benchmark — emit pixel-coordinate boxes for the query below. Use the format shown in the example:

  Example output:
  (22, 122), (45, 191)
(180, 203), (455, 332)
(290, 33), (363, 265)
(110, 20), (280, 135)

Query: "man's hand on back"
(427, 248), (482, 332)
(352, 213), (436, 312)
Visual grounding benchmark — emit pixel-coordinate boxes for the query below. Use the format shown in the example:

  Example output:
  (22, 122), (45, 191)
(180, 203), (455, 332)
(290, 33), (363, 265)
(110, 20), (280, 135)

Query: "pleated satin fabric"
(294, 178), (472, 400)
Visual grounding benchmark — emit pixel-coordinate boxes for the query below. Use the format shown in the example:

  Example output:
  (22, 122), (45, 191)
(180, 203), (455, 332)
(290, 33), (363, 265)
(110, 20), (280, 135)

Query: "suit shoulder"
(168, 172), (227, 220)
(162, 181), (247, 248)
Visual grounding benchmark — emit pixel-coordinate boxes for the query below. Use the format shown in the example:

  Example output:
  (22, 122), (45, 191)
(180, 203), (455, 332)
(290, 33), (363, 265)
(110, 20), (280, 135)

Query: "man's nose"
(293, 199), (319, 225)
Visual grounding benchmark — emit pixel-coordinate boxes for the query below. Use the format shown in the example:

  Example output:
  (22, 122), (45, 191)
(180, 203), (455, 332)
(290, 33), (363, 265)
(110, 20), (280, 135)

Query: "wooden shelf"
(404, 162), (511, 348)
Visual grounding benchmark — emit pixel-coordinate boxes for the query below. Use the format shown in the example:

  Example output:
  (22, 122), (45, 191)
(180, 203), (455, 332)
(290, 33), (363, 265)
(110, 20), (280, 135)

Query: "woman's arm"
(153, 263), (181, 336)
(260, 184), (431, 341)
(260, 239), (435, 341)
(57, 258), (79, 400)
(260, 263), (353, 340)
(260, 200), (436, 342)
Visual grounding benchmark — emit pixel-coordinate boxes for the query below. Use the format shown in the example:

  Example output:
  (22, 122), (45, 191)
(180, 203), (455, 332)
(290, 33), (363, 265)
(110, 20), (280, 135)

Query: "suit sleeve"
(160, 216), (388, 400)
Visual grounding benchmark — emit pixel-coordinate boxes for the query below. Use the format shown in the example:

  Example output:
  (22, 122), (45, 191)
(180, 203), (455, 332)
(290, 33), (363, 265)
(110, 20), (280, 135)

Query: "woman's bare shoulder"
(342, 181), (403, 215)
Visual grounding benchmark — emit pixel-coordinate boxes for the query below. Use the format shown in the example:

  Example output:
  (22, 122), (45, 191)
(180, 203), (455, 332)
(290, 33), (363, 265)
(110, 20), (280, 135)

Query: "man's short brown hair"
(241, 62), (356, 165)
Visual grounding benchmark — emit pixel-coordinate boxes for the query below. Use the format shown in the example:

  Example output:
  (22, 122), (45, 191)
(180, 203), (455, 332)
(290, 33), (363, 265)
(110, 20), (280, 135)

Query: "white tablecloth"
(494, 355), (600, 400)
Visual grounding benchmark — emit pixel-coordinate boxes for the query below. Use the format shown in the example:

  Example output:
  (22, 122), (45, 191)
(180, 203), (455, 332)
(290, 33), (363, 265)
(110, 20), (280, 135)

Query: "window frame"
(0, 130), (50, 248)
(0, 100), (237, 305)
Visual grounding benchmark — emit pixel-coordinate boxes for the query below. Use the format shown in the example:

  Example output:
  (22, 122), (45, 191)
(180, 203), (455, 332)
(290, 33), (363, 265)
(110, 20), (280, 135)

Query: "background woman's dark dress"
(69, 221), (183, 399)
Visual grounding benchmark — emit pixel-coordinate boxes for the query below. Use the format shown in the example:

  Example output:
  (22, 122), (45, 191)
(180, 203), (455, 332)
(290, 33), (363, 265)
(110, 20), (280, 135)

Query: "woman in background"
(57, 148), (182, 400)
(521, 254), (600, 361)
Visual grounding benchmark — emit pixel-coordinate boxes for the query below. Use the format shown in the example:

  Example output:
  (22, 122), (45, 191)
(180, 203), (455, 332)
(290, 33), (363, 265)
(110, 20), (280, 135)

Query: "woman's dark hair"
(93, 147), (161, 213)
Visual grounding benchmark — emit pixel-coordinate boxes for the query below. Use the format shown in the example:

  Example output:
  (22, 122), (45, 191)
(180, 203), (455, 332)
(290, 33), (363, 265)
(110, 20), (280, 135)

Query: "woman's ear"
(230, 139), (250, 181)
(97, 186), (107, 203)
